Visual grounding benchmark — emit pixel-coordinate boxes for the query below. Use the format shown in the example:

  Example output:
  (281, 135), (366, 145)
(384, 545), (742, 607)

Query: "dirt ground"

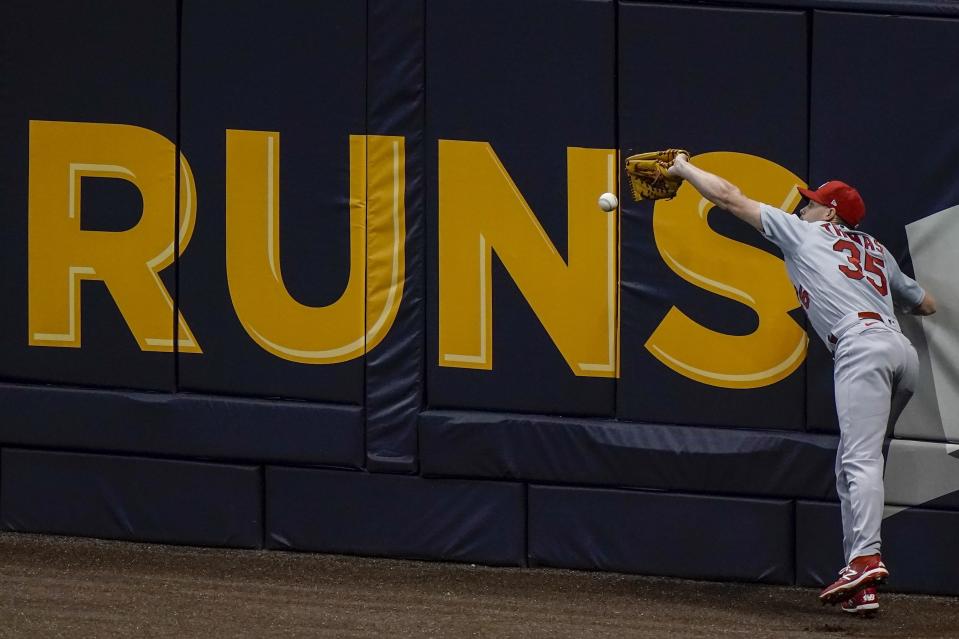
(1, 532), (957, 638)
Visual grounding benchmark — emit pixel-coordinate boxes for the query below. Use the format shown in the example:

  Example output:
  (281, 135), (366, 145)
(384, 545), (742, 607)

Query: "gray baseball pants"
(833, 323), (918, 563)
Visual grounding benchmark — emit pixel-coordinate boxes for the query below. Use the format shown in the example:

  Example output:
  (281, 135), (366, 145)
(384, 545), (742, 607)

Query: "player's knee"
(840, 456), (883, 478)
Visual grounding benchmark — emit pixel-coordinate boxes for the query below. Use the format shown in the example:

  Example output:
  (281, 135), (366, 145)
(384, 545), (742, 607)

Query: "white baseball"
(598, 192), (618, 212)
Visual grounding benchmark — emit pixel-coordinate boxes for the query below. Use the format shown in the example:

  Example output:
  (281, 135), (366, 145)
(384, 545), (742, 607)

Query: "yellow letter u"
(225, 131), (405, 364)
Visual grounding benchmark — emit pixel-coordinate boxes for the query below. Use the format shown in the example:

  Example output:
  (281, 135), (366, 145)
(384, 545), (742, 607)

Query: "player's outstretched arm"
(668, 154), (763, 231)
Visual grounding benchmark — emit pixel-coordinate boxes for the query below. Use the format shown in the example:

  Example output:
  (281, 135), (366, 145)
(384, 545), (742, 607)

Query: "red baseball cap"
(797, 181), (866, 227)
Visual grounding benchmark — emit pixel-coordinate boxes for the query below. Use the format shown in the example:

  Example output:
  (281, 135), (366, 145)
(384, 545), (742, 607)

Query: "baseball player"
(666, 154), (937, 613)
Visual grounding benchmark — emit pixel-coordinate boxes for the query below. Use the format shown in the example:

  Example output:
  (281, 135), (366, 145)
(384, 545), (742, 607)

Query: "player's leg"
(834, 429), (854, 564)
(833, 332), (896, 561)
(887, 336), (919, 430)
(820, 329), (905, 603)
(820, 332), (896, 603)
(839, 411), (888, 560)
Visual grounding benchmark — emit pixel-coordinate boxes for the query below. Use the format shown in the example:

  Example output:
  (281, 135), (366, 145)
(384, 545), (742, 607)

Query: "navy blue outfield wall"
(266, 467), (526, 566)
(529, 486), (795, 584)
(0, 448), (262, 549)
(1, 0), (959, 596)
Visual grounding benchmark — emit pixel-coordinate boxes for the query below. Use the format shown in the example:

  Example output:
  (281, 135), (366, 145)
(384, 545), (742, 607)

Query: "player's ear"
(825, 207), (838, 222)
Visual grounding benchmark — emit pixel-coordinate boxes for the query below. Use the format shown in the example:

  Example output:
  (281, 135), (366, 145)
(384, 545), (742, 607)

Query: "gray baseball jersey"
(759, 203), (925, 563)
(759, 204), (925, 347)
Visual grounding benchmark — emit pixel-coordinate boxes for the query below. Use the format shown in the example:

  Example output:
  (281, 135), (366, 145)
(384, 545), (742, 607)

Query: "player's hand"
(667, 152), (688, 176)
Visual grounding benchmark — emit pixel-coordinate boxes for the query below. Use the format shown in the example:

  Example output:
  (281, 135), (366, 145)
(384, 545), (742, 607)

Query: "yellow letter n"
(438, 141), (618, 377)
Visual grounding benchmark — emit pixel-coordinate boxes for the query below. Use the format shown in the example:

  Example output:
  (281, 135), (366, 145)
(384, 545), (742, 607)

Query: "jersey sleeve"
(884, 249), (927, 312)
(759, 203), (812, 253)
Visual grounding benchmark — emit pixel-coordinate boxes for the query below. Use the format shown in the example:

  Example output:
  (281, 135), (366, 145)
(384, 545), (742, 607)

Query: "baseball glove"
(624, 149), (689, 201)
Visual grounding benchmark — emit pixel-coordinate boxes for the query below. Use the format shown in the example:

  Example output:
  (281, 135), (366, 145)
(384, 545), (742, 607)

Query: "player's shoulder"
(758, 204), (817, 251)
(759, 203), (795, 217)
(759, 203), (808, 227)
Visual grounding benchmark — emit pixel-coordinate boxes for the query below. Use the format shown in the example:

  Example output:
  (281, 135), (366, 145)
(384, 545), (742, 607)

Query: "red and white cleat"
(841, 586), (879, 616)
(819, 554), (889, 605)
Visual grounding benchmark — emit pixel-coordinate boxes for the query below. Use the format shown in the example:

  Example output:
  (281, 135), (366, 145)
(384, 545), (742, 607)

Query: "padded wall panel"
(889, 311), (945, 443)
(617, 4), (808, 429)
(0, 449), (262, 548)
(425, 0), (617, 416)
(668, 0), (959, 17)
(796, 500), (959, 595)
(794, 501), (843, 587)
(806, 11), (959, 434)
(884, 439), (959, 511)
(266, 467), (525, 566)
(0, 0), (177, 391)
(365, 0), (426, 472)
(0, 383), (363, 466)
(530, 485), (794, 584)
(178, 0), (366, 402)
(420, 411), (837, 499)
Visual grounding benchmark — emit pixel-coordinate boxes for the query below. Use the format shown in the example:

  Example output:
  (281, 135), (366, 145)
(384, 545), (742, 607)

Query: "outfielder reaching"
(666, 154), (937, 613)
